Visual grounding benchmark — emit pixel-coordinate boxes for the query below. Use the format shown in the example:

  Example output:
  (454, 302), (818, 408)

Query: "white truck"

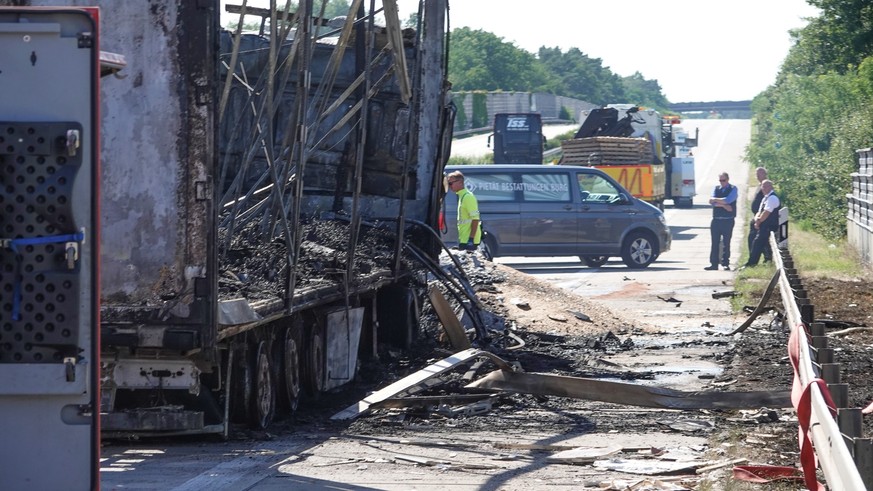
(663, 115), (699, 208)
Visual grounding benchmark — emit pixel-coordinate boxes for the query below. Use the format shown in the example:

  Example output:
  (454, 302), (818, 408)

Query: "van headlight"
(657, 214), (667, 226)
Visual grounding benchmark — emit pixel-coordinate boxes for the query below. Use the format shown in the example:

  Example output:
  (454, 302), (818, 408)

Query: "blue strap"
(6, 231), (84, 321)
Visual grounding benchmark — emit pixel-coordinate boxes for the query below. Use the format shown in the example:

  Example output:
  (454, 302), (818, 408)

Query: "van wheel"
(481, 235), (497, 261)
(621, 231), (656, 269)
(580, 255), (608, 268)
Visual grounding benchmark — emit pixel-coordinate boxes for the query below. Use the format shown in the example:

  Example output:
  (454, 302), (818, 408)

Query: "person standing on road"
(447, 170), (481, 251)
(744, 179), (780, 267)
(748, 167), (772, 262)
(706, 172), (737, 271)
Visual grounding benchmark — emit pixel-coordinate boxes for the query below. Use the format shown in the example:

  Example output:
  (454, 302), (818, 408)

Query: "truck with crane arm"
(561, 105), (698, 208)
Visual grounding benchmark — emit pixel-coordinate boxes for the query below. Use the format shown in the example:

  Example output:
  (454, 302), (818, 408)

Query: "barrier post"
(853, 438), (873, 489)
(839, 408), (863, 453)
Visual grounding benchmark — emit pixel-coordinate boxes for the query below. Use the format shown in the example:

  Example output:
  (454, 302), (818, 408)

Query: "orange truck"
(560, 105), (697, 209)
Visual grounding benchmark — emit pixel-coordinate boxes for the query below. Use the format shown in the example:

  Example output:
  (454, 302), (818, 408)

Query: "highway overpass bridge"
(669, 100), (752, 114)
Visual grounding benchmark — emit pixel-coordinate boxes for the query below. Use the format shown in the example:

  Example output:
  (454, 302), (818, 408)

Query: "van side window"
(465, 173), (515, 202)
(520, 173), (570, 202)
(578, 173), (620, 202)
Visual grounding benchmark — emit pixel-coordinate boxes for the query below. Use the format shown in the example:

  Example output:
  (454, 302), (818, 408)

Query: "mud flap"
(0, 9), (100, 490)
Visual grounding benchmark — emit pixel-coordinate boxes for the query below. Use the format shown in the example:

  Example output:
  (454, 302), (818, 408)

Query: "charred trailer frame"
(91, 0), (453, 436)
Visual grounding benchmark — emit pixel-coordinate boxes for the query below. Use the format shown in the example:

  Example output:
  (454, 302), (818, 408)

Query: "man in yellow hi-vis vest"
(447, 170), (481, 251)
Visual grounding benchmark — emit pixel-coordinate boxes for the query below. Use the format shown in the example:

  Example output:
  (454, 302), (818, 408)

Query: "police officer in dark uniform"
(748, 167), (771, 261)
(706, 172), (738, 271)
(745, 180), (780, 267)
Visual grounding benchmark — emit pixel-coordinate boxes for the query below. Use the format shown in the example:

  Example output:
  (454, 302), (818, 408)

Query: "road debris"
(466, 370), (793, 410)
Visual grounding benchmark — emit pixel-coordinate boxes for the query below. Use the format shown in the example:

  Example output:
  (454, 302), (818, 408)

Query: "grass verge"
(731, 226), (865, 311)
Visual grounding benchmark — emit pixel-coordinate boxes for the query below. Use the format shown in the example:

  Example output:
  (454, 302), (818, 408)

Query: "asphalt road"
(101, 119), (754, 491)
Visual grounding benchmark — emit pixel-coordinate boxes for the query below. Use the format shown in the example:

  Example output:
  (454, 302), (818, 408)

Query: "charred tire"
(302, 321), (325, 395)
(281, 327), (301, 412)
(580, 255), (609, 268)
(250, 340), (275, 429)
(621, 231), (657, 269)
(229, 341), (253, 424)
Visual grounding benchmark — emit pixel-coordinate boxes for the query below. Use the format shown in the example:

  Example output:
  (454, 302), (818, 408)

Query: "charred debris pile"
(217, 217), (424, 302)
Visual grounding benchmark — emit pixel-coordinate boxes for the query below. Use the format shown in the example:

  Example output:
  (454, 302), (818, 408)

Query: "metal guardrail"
(543, 147), (562, 161)
(770, 232), (871, 490)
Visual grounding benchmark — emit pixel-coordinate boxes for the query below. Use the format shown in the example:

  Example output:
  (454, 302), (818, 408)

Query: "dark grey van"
(442, 165), (672, 268)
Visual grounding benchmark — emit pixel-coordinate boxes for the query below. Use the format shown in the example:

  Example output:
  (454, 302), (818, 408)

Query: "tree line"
(448, 27), (669, 111)
(747, 0), (873, 240)
(225, 3), (671, 111)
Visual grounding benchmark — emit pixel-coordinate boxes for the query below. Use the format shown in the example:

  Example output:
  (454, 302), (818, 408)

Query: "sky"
(222, 0), (821, 102)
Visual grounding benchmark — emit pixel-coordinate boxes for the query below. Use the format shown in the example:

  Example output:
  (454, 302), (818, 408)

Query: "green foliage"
(317, 0), (353, 18)
(748, 59), (873, 240)
(747, 0), (873, 241)
(223, 1), (352, 31)
(621, 72), (670, 111)
(448, 28), (550, 92)
(558, 105), (572, 121)
(471, 91), (489, 129)
(545, 130), (576, 151)
(789, 227), (863, 277)
(781, 1), (873, 77)
(446, 29), (665, 106)
(447, 153), (492, 166)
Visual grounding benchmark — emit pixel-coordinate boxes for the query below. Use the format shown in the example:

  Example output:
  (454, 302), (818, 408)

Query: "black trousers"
(748, 219), (772, 261)
(748, 223), (776, 266)
(709, 218), (734, 267)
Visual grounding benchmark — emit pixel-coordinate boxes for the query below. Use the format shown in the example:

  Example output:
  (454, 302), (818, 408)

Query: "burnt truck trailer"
(1, 1), (453, 436)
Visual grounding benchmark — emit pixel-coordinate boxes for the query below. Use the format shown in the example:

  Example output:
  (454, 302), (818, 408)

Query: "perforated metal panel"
(0, 7), (99, 491)
(0, 122), (83, 364)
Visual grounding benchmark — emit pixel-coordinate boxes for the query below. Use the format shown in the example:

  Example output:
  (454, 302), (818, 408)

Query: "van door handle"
(564, 205), (573, 210)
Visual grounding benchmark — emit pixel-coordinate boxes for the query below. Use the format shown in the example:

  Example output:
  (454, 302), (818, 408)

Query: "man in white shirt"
(744, 180), (780, 267)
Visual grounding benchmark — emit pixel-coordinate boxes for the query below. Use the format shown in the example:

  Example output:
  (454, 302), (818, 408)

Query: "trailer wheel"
(250, 340), (275, 429)
(229, 342), (253, 424)
(282, 327), (301, 412)
(303, 322), (325, 395)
